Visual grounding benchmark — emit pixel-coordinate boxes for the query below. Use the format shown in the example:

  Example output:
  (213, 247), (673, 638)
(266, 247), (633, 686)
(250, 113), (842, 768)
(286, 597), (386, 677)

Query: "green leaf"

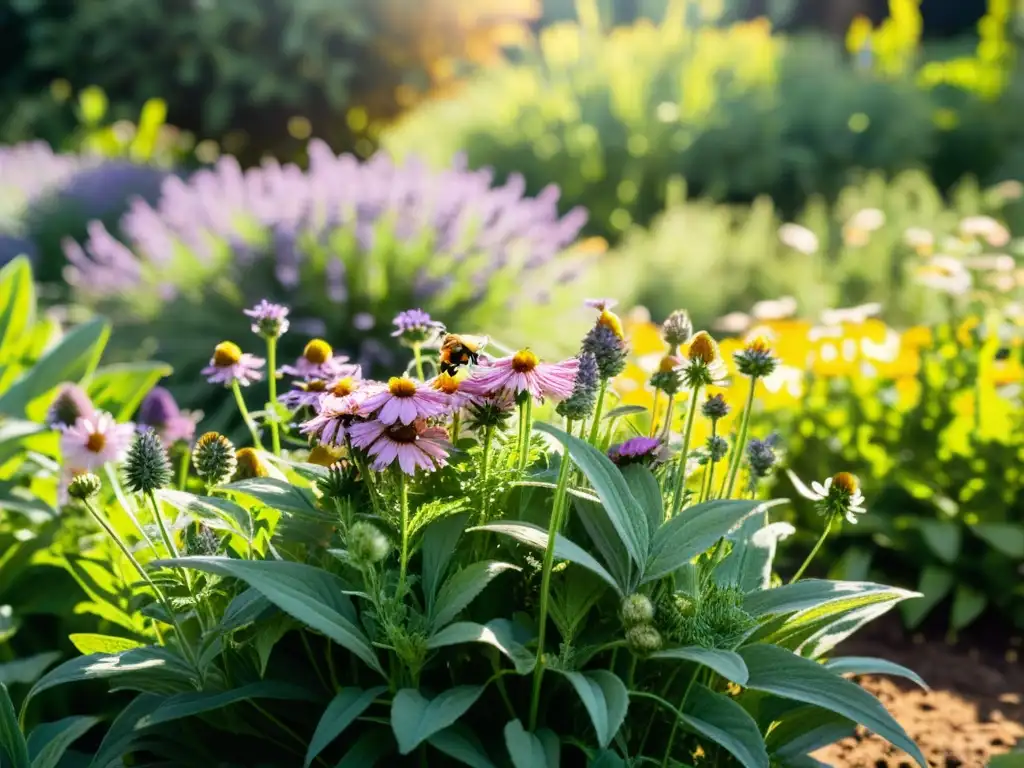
(428, 723), (497, 768)
(0, 653), (61, 686)
(86, 363), (172, 422)
(536, 422), (649, 567)
(390, 686), (485, 755)
(305, 686), (387, 768)
(950, 585), (986, 630)
(917, 520), (961, 564)
(970, 523), (1024, 558)
(156, 490), (254, 542)
(900, 566), (953, 629)
(89, 694), (164, 768)
(0, 683), (29, 768)
(0, 258), (35, 365)
(681, 684), (769, 768)
(136, 681), (317, 729)
(619, 464), (664, 534)
(604, 405), (647, 420)
(573, 497), (633, 590)
(739, 644), (926, 767)
(471, 522), (622, 595)
(648, 647), (748, 685)
(824, 657), (928, 690)
(743, 579), (918, 619)
(422, 514), (469, 613)
(427, 621), (536, 675)
(504, 719), (559, 768)
(155, 556), (382, 675)
(334, 729), (394, 767)
(644, 499), (786, 584)
(218, 588), (275, 633)
(0, 318), (109, 420)
(68, 635), (144, 657)
(766, 706), (855, 761)
(430, 561), (519, 632)
(589, 750), (627, 767)
(553, 669), (627, 749)
(26, 716), (98, 768)
(223, 477), (320, 516)
(254, 615), (292, 676)
(715, 518), (795, 593)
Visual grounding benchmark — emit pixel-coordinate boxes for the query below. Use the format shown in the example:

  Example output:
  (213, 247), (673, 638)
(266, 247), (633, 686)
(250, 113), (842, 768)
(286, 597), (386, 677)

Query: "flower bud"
(701, 393), (730, 421)
(621, 594), (655, 628)
(706, 435), (729, 463)
(556, 352), (599, 420)
(234, 448), (270, 481)
(625, 624), (663, 654)
(67, 472), (101, 501)
(193, 432), (237, 486)
(582, 323), (628, 380)
(123, 429), (173, 494)
(661, 310), (693, 348)
(184, 523), (220, 556)
(348, 521), (390, 567)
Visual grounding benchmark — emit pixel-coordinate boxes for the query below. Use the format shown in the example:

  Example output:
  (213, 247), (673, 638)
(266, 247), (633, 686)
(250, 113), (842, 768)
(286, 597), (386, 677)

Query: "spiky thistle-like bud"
(734, 334), (779, 379)
(184, 523), (220, 556)
(625, 624), (663, 654)
(556, 352), (599, 420)
(581, 323), (628, 380)
(193, 432), (237, 486)
(347, 521), (390, 567)
(316, 460), (359, 501)
(67, 472), (101, 501)
(621, 594), (655, 628)
(46, 383), (95, 429)
(701, 393), (730, 421)
(706, 435), (729, 463)
(661, 310), (693, 349)
(649, 355), (682, 396)
(123, 429), (172, 494)
(746, 436), (778, 479)
(234, 448), (270, 481)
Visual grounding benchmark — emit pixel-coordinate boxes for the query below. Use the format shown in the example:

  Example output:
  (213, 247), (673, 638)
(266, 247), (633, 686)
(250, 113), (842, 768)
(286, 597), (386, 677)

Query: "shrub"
(0, 298), (927, 766)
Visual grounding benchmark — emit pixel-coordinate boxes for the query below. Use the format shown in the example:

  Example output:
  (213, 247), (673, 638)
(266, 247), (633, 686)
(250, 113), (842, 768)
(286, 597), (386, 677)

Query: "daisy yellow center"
(213, 341), (243, 367)
(331, 377), (355, 397)
(304, 380), (327, 392)
(598, 309), (625, 340)
(745, 335), (772, 355)
(388, 377), (418, 397)
(511, 350), (539, 373)
(86, 432), (106, 453)
(658, 355), (677, 374)
(831, 472), (858, 495)
(303, 339), (333, 364)
(432, 372), (460, 394)
(687, 332), (717, 364)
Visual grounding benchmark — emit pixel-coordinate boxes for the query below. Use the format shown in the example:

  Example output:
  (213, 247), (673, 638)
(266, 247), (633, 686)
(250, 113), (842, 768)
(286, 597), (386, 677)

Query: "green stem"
(722, 379), (757, 499)
(451, 411), (460, 443)
(413, 343), (425, 380)
(670, 386), (701, 516)
(232, 380), (264, 450)
(176, 445), (191, 492)
(301, 630), (331, 694)
(588, 379), (609, 444)
(699, 423), (718, 504)
(650, 389), (661, 437)
(517, 397), (534, 472)
(528, 429), (574, 730)
(82, 498), (198, 671)
(790, 515), (833, 584)
(397, 470), (410, 595)
(104, 464), (159, 554)
(266, 336), (281, 455)
(480, 426), (493, 524)
(148, 492), (205, 630)
(660, 394), (676, 439)
(659, 667), (701, 768)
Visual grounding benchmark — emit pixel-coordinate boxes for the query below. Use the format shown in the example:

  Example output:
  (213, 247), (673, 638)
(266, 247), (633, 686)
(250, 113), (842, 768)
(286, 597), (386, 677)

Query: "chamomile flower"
(789, 470), (867, 524)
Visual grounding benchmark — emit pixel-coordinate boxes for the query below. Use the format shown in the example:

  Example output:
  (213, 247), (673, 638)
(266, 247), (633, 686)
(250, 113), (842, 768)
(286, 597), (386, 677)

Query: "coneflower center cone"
(213, 341), (243, 367)
(388, 377), (418, 397)
(303, 339), (333, 364)
(512, 350), (539, 373)
(86, 432), (107, 453)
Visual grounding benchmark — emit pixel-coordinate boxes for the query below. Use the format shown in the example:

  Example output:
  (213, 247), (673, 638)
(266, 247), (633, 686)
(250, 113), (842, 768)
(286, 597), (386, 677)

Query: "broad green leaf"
(536, 422), (649, 567)
(644, 500), (786, 584)
(619, 464), (664, 534)
(136, 681), (317, 729)
(427, 620), (536, 674)
(824, 657), (928, 690)
(430, 561), (519, 632)
(740, 644), (926, 767)
(950, 585), (986, 630)
(589, 751), (627, 767)
(155, 556), (382, 674)
(390, 686), (485, 755)
(553, 669), (627, 749)
(336, 729), (394, 767)
(305, 686), (387, 768)
(549, 568), (607, 646)
(0, 682), (29, 768)
(917, 520), (960, 564)
(0, 653), (60, 686)
(900, 566), (953, 629)
(574, 497), (633, 591)
(971, 523), (1024, 558)
(26, 716), (98, 768)
(604, 405), (647, 420)
(504, 719), (559, 768)
(0, 257), (36, 365)
(89, 694), (163, 768)
(715, 518), (795, 594)
(218, 588), (275, 633)
(428, 723), (497, 768)
(649, 647), (748, 685)
(254, 615), (292, 676)
(766, 706), (855, 761)
(796, 600), (904, 659)
(157, 490), (253, 542)
(743, 579), (918, 619)
(0, 318), (109, 420)
(471, 522), (622, 595)
(423, 513), (469, 613)
(86, 363), (172, 422)
(681, 684), (769, 768)
(68, 634), (144, 657)
(223, 477), (320, 516)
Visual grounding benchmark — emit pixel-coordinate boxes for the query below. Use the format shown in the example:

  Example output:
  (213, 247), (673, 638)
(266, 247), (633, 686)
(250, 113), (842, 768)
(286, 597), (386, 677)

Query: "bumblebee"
(438, 333), (489, 375)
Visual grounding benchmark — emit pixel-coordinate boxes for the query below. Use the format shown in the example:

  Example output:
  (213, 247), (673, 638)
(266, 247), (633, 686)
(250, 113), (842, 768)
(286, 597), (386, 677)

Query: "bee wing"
(460, 334), (490, 351)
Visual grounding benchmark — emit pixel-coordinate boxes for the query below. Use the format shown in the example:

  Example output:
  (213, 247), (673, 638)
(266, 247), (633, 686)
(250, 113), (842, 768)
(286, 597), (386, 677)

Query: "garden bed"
(815, 616), (1024, 767)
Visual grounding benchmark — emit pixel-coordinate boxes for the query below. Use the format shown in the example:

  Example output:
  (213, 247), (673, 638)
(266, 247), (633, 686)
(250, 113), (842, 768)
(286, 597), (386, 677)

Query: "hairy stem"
(722, 379), (757, 499)
(670, 385), (701, 516)
(588, 379), (609, 444)
(397, 469), (410, 595)
(232, 380), (264, 450)
(266, 336), (281, 455)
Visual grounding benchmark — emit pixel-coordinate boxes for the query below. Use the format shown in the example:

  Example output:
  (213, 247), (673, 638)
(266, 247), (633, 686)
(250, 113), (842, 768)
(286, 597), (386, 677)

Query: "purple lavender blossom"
(391, 309), (445, 345)
(608, 437), (663, 467)
(137, 386), (200, 445)
(244, 300), (290, 339)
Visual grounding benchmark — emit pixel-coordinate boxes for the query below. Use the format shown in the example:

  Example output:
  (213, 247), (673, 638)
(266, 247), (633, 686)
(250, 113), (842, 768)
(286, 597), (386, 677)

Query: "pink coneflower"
(280, 375), (360, 411)
(280, 339), (355, 380)
(136, 386), (199, 445)
(608, 436), (664, 467)
(61, 412), (136, 471)
(357, 376), (449, 425)
(465, 350), (579, 401)
(202, 341), (265, 387)
(428, 372), (484, 410)
(300, 391), (366, 446)
(349, 418), (451, 474)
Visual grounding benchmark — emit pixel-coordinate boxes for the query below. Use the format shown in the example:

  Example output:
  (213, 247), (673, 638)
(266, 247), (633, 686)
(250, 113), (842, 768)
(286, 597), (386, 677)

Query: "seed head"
(316, 460), (358, 501)
(67, 472), (101, 501)
(621, 594), (655, 628)
(234, 448), (270, 481)
(661, 310), (693, 349)
(347, 521), (390, 567)
(556, 352), (600, 421)
(625, 624), (663, 654)
(466, 399), (515, 432)
(831, 471), (858, 495)
(123, 428), (173, 494)
(184, 523), (220, 556)
(192, 432), (237, 486)
(702, 393), (730, 421)
(582, 322), (628, 380)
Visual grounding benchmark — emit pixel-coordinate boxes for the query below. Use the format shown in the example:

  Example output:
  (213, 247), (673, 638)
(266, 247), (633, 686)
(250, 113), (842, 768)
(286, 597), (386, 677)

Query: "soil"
(813, 617), (1024, 768)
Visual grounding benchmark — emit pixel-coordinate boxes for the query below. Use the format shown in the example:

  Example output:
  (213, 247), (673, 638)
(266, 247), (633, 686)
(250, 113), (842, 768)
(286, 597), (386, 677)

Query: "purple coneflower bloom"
(358, 376), (449, 425)
(137, 386), (199, 445)
(244, 300), (290, 339)
(608, 436), (663, 467)
(280, 338), (355, 380)
(300, 392), (366, 446)
(202, 341), (265, 387)
(428, 372), (484, 411)
(349, 418), (451, 474)
(391, 308), (445, 345)
(465, 350), (579, 402)
(61, 412), (136, 471)
(280, 375), (361, 410)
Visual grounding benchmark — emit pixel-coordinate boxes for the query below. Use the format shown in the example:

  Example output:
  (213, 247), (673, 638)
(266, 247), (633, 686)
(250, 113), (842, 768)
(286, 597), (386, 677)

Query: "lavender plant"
(5, 299), (929, 767)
